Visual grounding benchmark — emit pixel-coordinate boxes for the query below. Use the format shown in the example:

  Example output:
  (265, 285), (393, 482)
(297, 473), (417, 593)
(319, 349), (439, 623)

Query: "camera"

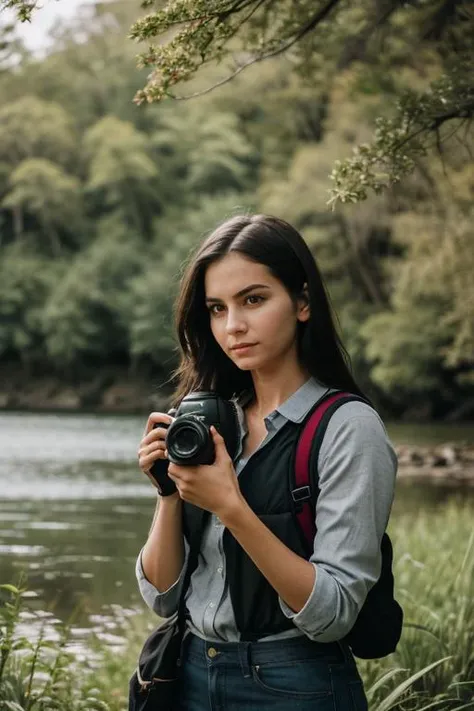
(150, 392), (240, 486)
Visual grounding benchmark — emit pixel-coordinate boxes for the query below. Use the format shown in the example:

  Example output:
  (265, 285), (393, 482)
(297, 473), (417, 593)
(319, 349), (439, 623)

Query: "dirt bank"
(0, 363), (171, 413)
(395, 444), (474, 485)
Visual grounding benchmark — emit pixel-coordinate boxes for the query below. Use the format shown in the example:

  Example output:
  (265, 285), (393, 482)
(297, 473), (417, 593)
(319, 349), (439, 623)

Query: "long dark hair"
(170, 214), (365, 406)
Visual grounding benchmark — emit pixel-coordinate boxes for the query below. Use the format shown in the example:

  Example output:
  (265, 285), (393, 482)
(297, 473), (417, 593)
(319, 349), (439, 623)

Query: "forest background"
(0, 0), (473, 421)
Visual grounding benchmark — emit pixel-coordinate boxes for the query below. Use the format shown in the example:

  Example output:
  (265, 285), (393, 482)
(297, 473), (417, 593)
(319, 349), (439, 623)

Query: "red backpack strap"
(293, 391), (361, 551)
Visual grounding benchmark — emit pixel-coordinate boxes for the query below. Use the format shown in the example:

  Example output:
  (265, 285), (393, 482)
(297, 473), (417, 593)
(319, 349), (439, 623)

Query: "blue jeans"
(177, 633), (368, 711)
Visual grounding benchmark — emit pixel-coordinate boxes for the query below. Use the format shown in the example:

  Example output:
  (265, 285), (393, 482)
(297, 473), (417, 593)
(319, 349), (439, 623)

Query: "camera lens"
(173, 425), (201, 457)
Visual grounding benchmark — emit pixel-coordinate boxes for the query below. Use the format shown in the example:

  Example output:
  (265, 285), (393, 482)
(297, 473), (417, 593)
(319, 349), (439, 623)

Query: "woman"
(136, 214), (397, 710)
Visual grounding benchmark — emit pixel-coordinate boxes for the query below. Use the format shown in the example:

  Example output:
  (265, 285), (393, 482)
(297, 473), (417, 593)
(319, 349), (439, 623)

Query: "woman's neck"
(249, 364), (311, 419)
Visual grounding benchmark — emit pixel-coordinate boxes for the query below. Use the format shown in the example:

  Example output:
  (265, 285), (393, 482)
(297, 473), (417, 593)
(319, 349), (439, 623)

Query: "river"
(0, 410), (473, 648)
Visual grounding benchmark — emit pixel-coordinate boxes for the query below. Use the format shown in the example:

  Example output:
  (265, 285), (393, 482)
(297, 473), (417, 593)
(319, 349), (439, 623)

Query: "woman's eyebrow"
(205, 283), (270, 303)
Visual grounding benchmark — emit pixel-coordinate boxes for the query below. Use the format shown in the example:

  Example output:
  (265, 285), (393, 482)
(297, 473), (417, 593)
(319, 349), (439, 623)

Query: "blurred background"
(0, 2), (473, 709)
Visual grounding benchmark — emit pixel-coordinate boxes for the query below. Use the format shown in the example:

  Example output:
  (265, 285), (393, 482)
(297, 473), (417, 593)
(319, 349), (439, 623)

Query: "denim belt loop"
(237, 641), (252, 678)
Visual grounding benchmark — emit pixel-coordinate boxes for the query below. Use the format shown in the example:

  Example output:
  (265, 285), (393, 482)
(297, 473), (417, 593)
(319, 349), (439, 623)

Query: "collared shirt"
(136, 377), (397, 643)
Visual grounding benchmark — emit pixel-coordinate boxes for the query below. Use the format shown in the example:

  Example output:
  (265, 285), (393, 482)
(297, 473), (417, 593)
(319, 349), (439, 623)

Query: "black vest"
(182, 418), (311, 641)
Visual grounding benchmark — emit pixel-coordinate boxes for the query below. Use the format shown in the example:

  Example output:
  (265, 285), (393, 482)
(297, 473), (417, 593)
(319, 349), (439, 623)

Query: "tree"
(0, 243), (59, 369)
(128, 0), (473, 206)
(83, 115), (159, 238)
(2, 158), (82, 254)
(41, 225), (144, 370)
(5, 1), (473, 205)
(152, 103), (258, 198)
(0, 95), (76, 167)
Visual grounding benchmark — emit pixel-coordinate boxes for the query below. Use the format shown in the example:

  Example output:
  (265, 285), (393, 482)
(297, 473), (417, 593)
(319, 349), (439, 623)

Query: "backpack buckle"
(291, 486), (311, 503)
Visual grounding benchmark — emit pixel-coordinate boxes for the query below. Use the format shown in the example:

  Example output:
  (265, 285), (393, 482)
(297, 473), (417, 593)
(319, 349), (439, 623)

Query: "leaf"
(0, 585), (20, 594)
(366, 667), (408, 700)
(373, 657), (453, 711)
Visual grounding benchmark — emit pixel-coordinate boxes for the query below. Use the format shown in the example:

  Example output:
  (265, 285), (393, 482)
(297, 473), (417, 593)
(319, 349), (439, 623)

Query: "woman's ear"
(297, 282), (310, 322)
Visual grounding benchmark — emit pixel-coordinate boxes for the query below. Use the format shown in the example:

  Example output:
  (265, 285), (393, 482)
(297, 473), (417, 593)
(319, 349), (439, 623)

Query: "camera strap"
(177, 510), (209, 637)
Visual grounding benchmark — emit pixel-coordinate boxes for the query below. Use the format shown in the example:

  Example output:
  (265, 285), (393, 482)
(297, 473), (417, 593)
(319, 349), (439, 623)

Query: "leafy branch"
(328, 56), (474, 207)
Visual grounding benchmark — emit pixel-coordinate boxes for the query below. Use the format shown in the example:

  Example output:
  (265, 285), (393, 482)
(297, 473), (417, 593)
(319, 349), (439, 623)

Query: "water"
(0, 411), (472, 642)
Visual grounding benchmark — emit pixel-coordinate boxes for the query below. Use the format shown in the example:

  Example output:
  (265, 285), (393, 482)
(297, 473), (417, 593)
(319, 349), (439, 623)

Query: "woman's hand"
(167, 426), (244, 519)
(138, 412), (176, 491)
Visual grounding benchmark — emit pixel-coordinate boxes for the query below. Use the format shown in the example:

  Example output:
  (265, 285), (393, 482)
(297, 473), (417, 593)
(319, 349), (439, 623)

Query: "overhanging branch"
(166, 0), (343, 100)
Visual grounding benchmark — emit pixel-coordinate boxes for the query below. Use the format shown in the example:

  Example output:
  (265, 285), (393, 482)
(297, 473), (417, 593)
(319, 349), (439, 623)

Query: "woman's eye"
(209, 304), (224, 315)
(245, 295), (264, 305)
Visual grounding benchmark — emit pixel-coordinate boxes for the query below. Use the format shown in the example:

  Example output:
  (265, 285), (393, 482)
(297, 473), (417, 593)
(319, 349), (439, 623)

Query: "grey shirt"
(136, 377), (397, 643)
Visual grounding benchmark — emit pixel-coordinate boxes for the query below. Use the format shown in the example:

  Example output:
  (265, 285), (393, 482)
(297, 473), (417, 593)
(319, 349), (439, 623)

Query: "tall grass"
(360, 500), (474, 710)
(1, 499), (473, 710)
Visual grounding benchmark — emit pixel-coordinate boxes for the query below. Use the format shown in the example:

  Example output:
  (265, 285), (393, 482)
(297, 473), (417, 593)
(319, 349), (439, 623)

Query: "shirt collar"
(233, 377), (331, 426)
(275, 377), (330, 423)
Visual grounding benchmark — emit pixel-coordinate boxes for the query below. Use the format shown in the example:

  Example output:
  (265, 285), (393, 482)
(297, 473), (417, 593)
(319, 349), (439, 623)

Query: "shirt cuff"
(135, 548), (188, 618)
(279, 563), (352, 642)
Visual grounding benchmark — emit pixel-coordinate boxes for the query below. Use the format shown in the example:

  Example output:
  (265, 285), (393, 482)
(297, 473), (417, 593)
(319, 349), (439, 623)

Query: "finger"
(144, 412), (174, 436)
(139, 441), (166, 458)
(167, 463), (189, 482)
(210, 426), (227, 460)
(139, 448), (167, 471)
(142, 426), (169, 446)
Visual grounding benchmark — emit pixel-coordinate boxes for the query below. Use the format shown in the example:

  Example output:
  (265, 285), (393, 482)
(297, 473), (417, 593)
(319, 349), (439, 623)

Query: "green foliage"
(362, 301), (451, 397)
(84, 116), (159, 236)
(2, 158), (82, 254)
(153, 104), (257, 196)
(0, 581), (113, 710)
(359, 502), (474, 709)
(0, 96), (76, 168)
(126, 0), (474, 205)
(0, 244), (60, 366)
(41, 225), (144, 369)
(6, 1), (474, 203)
(0, 0), (472, 416)
(329, 56), (474, 206)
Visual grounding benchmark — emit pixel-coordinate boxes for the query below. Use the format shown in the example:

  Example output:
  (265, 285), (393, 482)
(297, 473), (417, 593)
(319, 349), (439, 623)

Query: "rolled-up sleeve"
(135, 543), (189, 619)
(279, 402), (397, 642)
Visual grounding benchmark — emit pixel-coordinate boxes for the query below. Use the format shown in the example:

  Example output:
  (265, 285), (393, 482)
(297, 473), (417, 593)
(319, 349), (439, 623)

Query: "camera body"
(166, 391), (240, 465)
(148, 391), (240, 494)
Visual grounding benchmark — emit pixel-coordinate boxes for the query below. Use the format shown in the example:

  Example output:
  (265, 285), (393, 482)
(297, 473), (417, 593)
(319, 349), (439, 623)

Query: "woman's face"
(204, 252), (309, 373)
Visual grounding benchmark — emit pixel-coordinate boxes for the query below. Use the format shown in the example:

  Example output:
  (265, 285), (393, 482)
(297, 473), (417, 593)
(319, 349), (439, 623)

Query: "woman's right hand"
(138, 412), (175, 488)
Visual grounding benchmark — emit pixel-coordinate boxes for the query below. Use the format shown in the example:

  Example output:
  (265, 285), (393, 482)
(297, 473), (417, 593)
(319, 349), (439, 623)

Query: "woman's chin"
(231, 354), (267, 372)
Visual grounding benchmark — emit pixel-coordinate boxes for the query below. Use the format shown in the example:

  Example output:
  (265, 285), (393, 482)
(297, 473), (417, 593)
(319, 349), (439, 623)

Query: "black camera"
(148, 392), (240, 494)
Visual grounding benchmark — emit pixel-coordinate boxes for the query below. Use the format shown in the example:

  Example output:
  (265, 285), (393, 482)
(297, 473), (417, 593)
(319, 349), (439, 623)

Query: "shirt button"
(217, 567), (223, 575)
(209, 602), (215, 609)
(207, 647), (218, 658)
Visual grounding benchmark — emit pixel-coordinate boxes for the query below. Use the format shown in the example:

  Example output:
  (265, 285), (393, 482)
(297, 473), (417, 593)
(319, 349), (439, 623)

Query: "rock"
(408, 450), (425, 466)
(439, 446), (459, 466)
(428, 453), (448, 467)
(0, 392), (13, 408)
(49, 389), (82, 409)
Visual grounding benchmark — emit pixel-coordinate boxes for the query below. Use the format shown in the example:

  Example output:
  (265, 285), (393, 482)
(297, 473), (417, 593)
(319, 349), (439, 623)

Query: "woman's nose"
(225, 309), (247, 334)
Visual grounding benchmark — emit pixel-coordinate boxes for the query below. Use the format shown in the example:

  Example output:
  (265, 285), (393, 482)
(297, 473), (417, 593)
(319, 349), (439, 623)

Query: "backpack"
(291, 391), (403, 659)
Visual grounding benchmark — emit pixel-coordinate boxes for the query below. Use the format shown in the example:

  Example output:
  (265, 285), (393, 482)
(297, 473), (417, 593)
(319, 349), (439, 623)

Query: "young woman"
(136, 214), (397, 711)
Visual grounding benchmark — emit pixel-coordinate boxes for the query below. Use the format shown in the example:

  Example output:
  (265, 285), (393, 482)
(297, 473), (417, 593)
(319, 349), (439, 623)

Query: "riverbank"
(0, 363), (171, 413)
(395, 443), (474, 484)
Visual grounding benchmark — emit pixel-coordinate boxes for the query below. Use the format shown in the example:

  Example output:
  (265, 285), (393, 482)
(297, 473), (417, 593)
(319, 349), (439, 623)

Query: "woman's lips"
(230, 343), (257, 353)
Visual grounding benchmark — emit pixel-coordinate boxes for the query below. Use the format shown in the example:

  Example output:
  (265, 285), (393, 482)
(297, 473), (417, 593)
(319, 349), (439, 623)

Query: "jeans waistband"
(183, 632), (351, 675)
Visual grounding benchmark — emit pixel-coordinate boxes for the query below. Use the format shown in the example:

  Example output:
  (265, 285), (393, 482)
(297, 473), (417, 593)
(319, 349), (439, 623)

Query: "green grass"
(360, 501), (474, 710)
(1, 500), (474, 710)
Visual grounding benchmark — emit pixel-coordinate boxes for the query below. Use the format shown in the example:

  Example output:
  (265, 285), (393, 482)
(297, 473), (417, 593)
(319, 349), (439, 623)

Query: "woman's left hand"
(167, 426), (244, 520)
